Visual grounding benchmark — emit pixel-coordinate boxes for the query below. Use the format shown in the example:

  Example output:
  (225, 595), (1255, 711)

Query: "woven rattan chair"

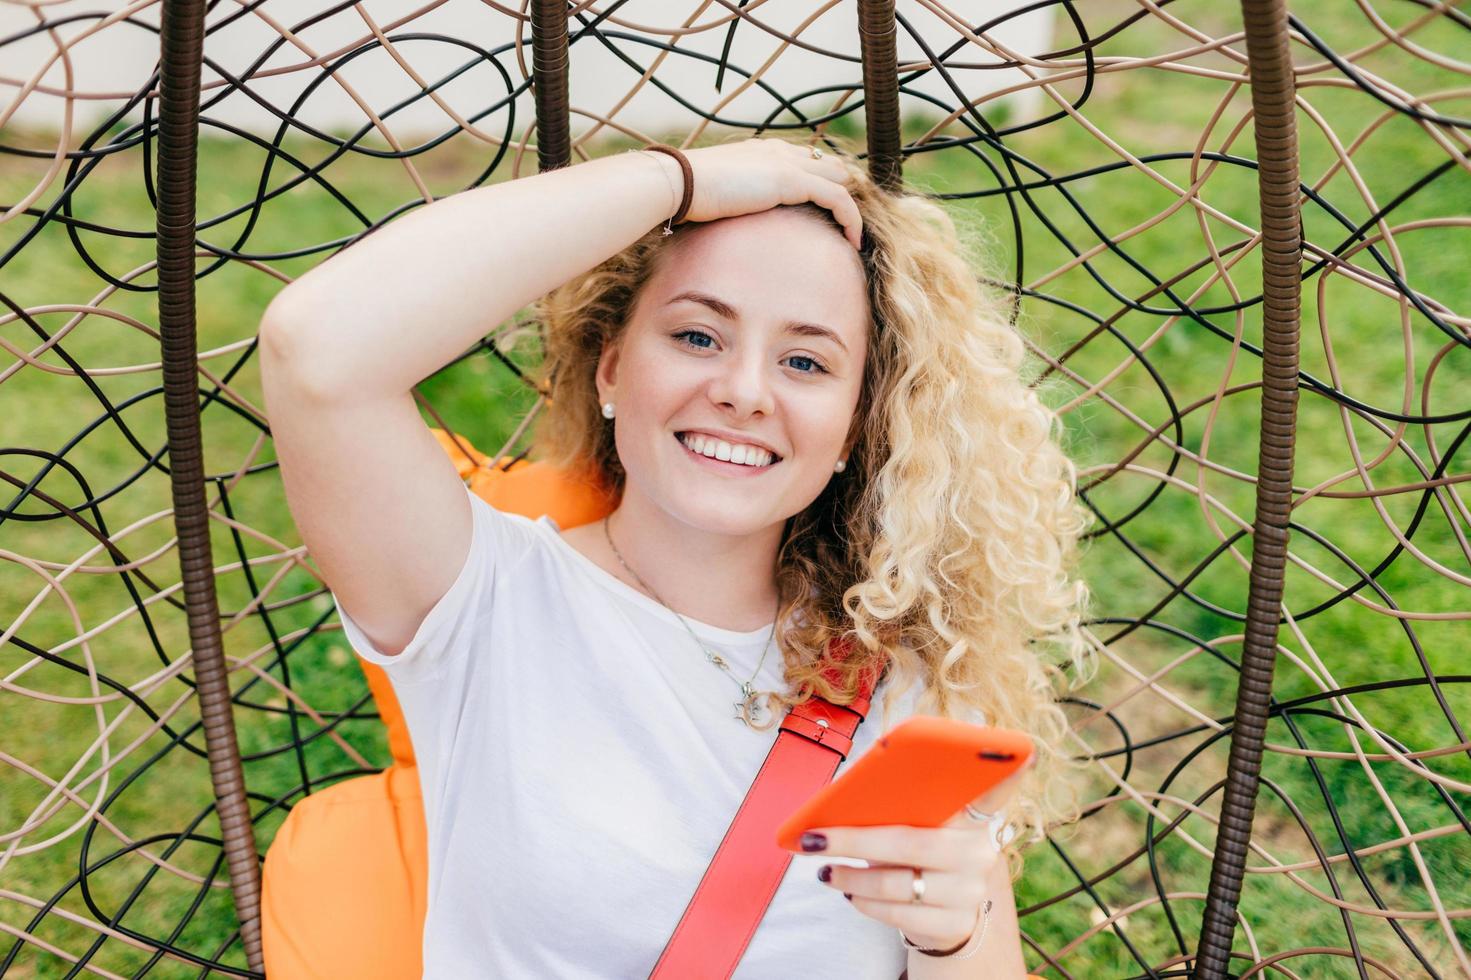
(4, 0), (1466, 976)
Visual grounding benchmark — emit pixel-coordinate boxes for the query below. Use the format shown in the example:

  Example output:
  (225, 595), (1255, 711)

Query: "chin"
(669, 500), (771, 537)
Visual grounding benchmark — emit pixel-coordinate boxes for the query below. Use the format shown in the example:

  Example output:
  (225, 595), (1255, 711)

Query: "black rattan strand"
(156, 0), (264, 971)
(532, 0), (571, 172)
(857, 0), (902, 190)
(1193, 1), (1305, 975)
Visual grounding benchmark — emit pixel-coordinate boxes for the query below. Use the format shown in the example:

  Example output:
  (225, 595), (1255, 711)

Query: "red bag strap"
(649, 639), (883, 978)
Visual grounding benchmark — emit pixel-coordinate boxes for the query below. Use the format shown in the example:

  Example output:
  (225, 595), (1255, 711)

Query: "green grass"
(3, 1), (1469, 975)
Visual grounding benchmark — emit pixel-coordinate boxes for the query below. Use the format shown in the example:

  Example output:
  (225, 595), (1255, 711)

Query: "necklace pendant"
(604, 516), (783, 729)
(735, 690), (767, 728)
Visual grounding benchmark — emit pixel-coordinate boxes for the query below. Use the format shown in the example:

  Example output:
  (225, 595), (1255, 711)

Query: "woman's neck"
(564, 490), (784, 633)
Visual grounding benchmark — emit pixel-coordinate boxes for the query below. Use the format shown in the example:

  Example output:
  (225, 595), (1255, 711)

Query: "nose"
(706, 347), (775, 419)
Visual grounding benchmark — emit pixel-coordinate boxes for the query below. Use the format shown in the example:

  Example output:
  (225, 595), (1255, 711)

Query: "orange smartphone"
(775, 716), (1033, 851)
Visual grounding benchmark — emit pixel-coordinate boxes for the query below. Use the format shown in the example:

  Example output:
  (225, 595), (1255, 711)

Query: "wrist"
(900, 899), (991, 960)
(628, 147), (681, 224)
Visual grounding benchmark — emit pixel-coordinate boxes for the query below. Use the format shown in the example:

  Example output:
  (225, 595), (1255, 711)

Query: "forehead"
(638, 209), (870, 348)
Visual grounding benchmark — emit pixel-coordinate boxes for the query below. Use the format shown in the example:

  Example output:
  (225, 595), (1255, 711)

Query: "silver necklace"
(603, 515), (780, 728)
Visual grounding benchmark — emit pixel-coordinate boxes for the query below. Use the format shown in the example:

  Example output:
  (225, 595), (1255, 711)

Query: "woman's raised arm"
(258, 139), (861, 399)
(260, 149), (679, 397)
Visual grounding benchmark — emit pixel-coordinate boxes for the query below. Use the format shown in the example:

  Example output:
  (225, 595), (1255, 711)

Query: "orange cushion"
(261, 432), (615, 978)
(260, 766), (427, 979)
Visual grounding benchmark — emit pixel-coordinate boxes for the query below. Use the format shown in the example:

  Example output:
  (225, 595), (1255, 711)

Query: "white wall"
(1, 1), (1054, 140)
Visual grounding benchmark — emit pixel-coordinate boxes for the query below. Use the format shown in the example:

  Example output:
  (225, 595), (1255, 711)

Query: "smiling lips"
(676, 432), (780, 469)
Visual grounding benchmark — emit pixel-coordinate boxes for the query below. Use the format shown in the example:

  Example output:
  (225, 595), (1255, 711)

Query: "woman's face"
(596, 207), (871, 538)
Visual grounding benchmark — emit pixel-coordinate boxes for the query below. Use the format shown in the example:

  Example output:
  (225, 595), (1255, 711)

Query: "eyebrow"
(664, 290), (850, 354)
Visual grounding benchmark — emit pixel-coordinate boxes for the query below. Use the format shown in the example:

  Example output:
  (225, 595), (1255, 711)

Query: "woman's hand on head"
(676, 138), (864, 250)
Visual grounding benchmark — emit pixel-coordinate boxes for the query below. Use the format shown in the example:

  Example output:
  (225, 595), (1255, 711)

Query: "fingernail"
(800, 831), (828, 852)
(817, 865), (832, 883)
(843, 892), (853, 901)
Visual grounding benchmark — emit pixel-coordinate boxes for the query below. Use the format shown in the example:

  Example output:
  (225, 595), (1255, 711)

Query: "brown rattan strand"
(1194, 1), (1305, 976)
(857, 0), (902, 191)
(156, 0), (264, 972)
(531, 0), (571, 172)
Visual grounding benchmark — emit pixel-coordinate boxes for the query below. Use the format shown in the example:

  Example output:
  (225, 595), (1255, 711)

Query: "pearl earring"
(833, 459), (846, 473)
(601, 402), (615, 419)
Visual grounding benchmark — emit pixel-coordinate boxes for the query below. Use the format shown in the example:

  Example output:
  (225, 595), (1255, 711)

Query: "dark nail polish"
(800, 832), (827, 852)
(843, 892), (853, 901)
(817, 865), (832, 883)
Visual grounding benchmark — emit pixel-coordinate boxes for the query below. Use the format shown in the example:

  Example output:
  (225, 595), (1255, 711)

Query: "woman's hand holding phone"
(776, 717), (1035, 967)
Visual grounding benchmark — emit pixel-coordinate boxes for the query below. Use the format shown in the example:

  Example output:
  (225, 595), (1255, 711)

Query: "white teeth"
(678, 433), (775, 468)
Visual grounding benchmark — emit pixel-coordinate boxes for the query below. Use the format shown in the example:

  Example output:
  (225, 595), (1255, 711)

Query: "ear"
(840, 423), (861, 463)
(595, 335), (623, 403)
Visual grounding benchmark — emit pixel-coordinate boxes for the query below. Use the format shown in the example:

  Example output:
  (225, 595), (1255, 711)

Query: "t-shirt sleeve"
(329, 481), (535, 682)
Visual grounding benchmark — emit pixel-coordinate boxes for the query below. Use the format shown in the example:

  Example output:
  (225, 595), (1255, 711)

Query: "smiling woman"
(260, 135), (1089, 978)
(527, 144), (1093, 970)
(545, 205), (873, 633)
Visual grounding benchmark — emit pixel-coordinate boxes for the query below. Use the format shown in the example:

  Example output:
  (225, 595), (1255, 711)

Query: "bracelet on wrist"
(639, 143), (693, 235)
(900, 899), (992, 960)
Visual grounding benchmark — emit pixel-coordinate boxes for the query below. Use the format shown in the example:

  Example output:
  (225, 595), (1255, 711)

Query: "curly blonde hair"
(528, 137), (1094, 864)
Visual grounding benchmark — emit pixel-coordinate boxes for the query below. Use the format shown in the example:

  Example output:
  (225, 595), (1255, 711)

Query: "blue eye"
(786, 355), (825, 375)
(672, 329), (715, 349)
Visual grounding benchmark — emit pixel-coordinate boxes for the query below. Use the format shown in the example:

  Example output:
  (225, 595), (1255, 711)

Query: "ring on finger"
(811, 146), (824, 160)
(910, 868), (926, 904)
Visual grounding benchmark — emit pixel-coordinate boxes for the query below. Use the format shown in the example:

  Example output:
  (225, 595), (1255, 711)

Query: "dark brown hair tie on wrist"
(641, 143), (693, 235)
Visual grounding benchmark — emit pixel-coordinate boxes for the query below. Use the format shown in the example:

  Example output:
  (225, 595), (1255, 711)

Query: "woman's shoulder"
(463, 486), (561, 572)
(466, 490), (628, 605)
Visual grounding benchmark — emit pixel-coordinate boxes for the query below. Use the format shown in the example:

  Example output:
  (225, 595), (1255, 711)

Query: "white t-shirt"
(332, 481), (928, 979)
